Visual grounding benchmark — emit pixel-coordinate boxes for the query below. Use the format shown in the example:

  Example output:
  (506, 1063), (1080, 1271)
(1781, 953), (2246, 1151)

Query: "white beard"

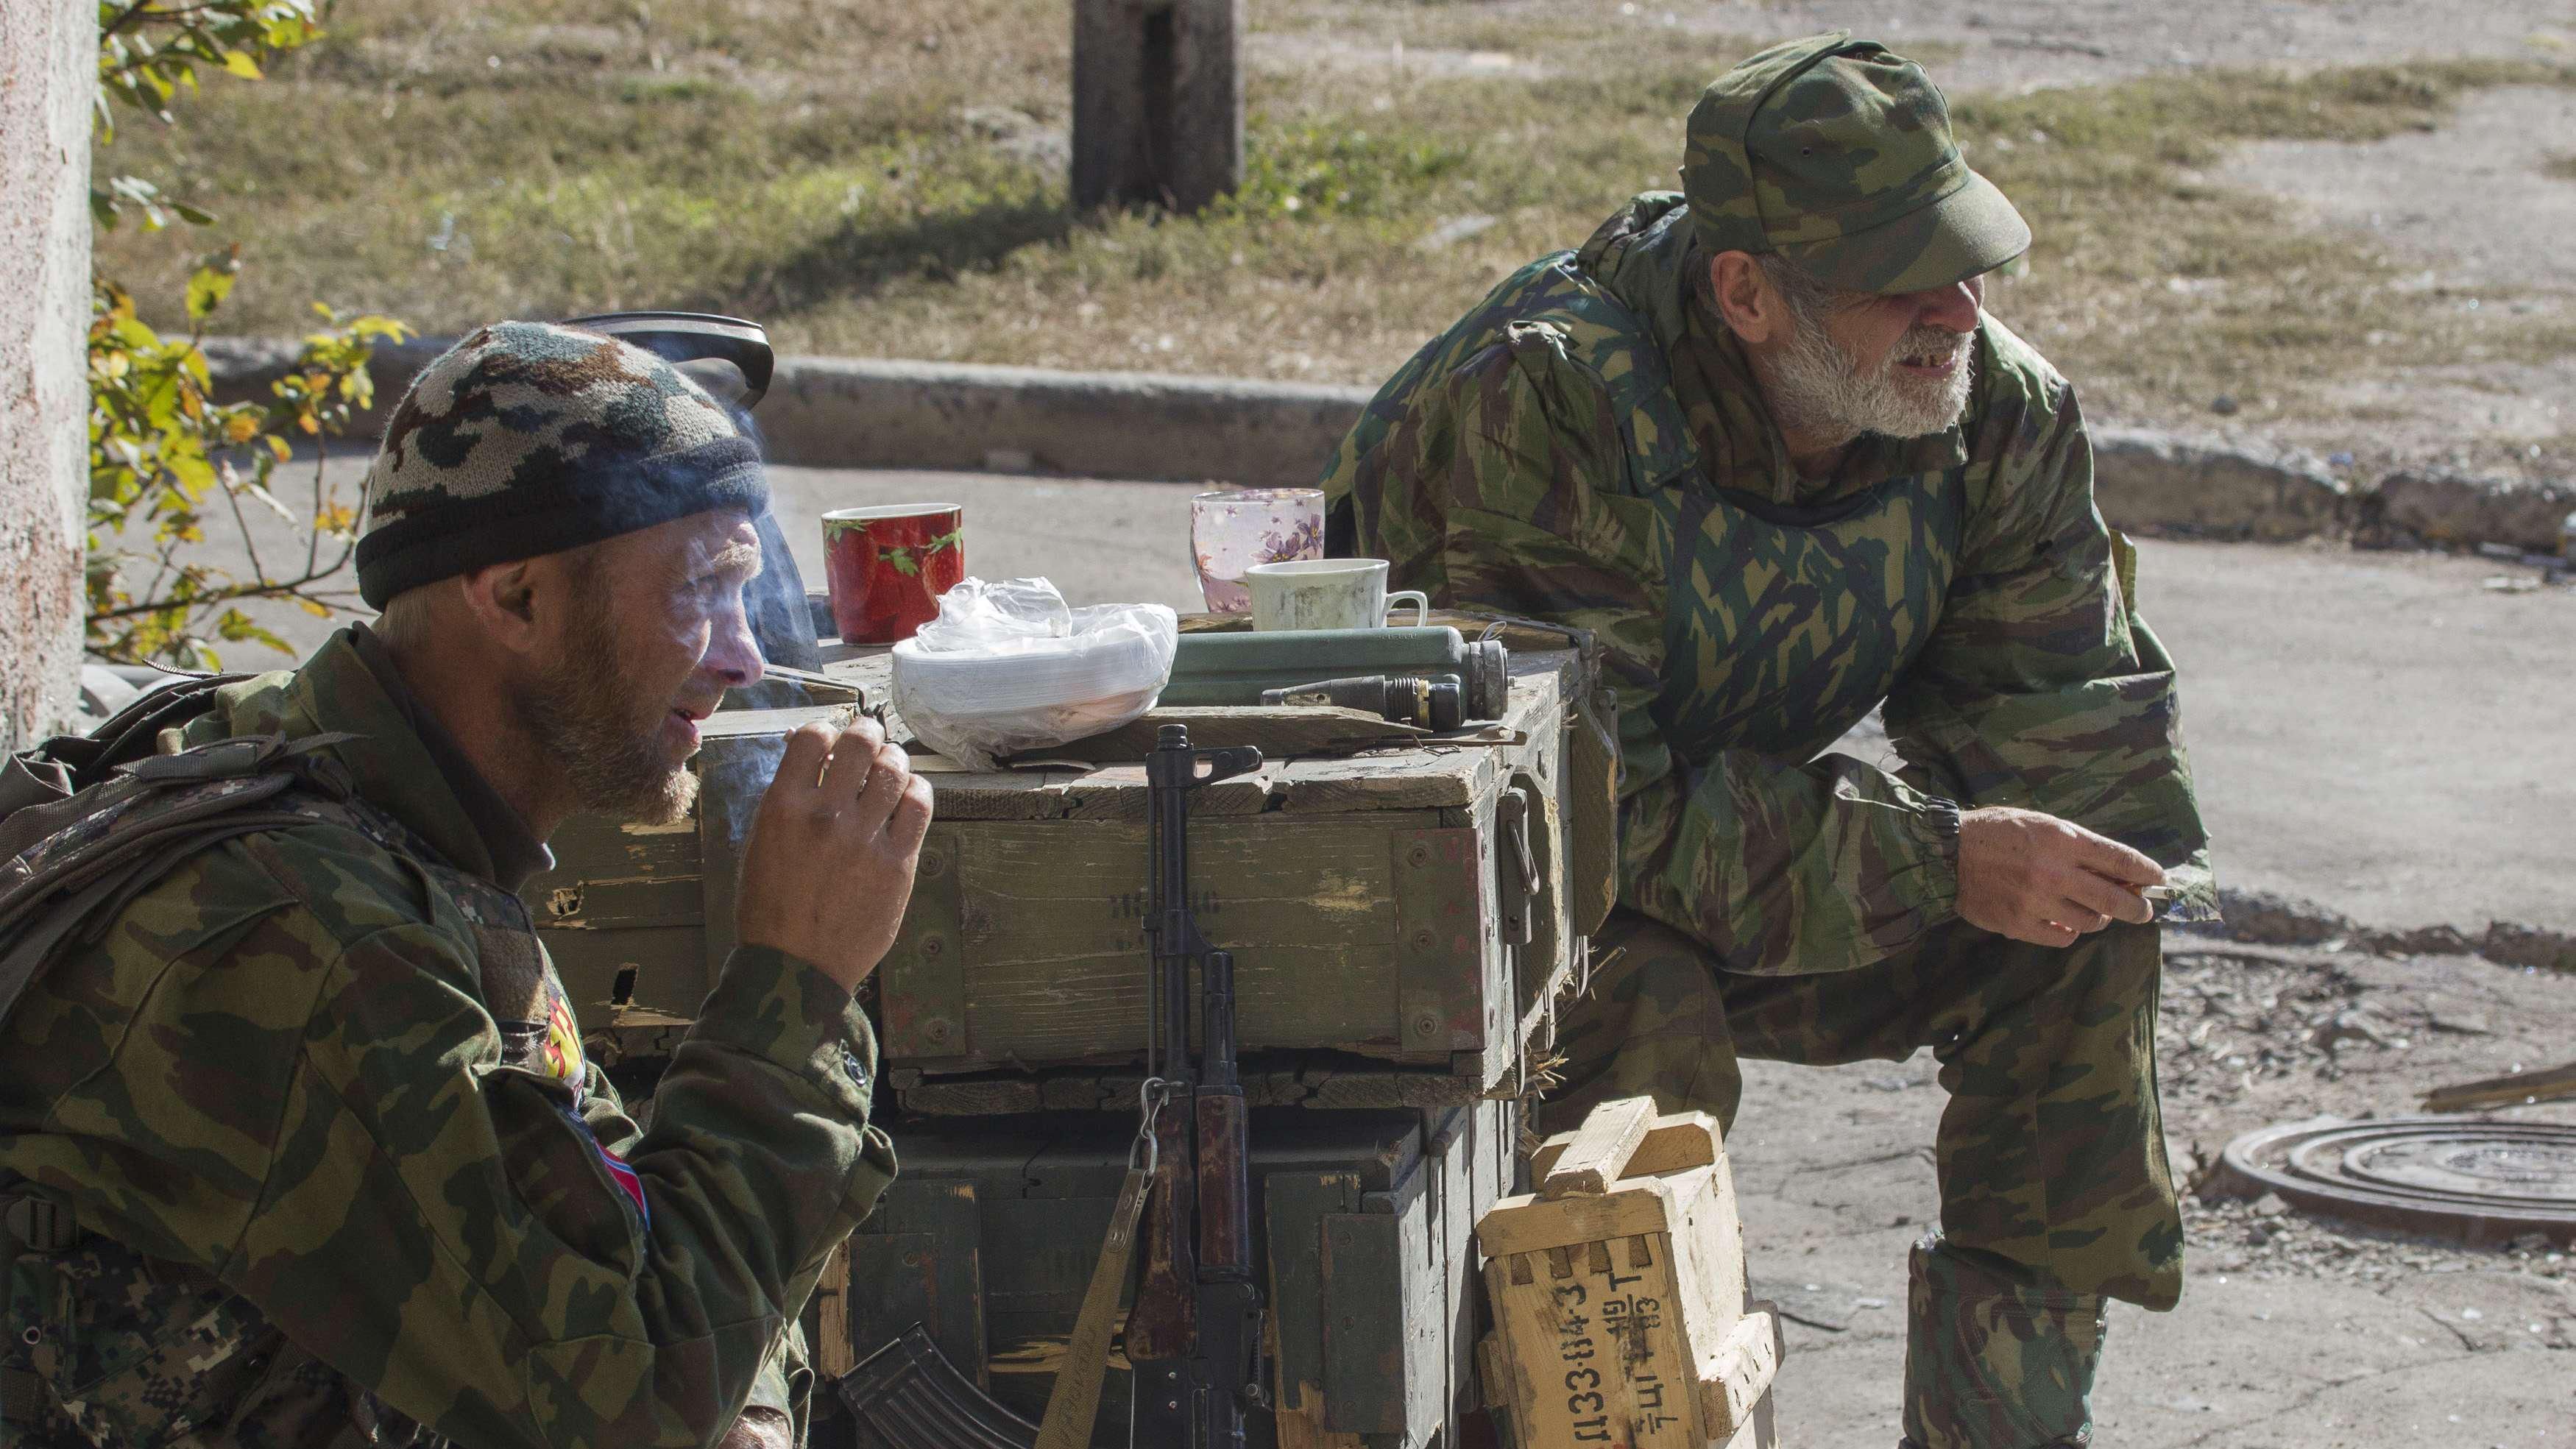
(1765, 316), (1977, 445)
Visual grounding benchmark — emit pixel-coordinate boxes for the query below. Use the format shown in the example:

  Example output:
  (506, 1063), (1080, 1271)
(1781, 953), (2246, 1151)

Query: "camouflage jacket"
(1323, 192), (2212, 974)
(0, 628), (896, 1447)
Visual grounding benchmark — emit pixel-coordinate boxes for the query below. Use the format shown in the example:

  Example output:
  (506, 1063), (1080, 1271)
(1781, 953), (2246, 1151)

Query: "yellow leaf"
(222, 50), (263, 79)
(297, 413), (319, 435)
(224, 413), (260, 444)
(300, 599), (331, 617)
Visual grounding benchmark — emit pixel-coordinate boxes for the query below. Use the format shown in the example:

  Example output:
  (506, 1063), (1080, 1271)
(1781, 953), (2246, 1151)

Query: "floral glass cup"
(1189, 487), (1325, 614)
(821, 503), (964, 643)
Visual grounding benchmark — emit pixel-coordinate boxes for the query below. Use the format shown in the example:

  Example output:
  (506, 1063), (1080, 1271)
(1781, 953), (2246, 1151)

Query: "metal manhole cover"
(2221, 1116), (2576, 1247)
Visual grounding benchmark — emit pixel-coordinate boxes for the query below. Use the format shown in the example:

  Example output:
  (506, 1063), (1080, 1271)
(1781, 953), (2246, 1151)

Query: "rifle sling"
(1035, 1163), (1152, 1449)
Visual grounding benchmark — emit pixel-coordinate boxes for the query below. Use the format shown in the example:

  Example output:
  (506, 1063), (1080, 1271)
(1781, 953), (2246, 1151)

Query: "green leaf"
(184, 264), (236, 322)
(166, 450), (218, 497)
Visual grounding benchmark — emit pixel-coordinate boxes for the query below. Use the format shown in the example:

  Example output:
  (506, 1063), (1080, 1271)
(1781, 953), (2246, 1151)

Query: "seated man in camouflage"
(1323, 34), (2212, 1449)
(0, 323), (930, 1448)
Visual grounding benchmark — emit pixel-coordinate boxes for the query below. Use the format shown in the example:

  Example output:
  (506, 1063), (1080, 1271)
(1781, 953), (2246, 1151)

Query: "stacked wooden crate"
(522, 616), (1621, 1444)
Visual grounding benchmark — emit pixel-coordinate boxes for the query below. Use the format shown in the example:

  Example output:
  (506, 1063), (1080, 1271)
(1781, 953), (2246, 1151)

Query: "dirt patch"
(1694, 0), (2576, 92)
(2208, 86), (2576, 467)
(2223, 87), (2576, 295)
(1247, 34), (1554, 83)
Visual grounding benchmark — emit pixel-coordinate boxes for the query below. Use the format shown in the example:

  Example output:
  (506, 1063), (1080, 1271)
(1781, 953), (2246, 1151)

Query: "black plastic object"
(1131, 724), (1269, 1449)
(561, 311), (774, 408)
(558, 311), (816, 670)
(835, 1325), (1040, 1449)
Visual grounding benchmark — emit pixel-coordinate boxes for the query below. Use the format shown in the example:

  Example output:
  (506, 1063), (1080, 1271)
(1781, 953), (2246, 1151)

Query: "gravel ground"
(1733, 935), (2576, 1448)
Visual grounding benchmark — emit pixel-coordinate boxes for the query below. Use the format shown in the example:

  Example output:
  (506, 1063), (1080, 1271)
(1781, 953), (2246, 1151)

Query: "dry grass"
(93, 1), (2576, 440)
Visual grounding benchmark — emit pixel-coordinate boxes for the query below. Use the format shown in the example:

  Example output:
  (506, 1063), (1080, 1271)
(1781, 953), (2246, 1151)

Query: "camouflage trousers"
(1543, 909), (2180, 1305)
(1541, 910), (2180, 1445)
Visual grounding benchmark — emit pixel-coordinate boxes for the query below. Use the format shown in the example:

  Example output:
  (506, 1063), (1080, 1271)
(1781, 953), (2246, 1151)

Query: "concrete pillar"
(0, 0), (96, 751)
(1071, 0), (1243, 213)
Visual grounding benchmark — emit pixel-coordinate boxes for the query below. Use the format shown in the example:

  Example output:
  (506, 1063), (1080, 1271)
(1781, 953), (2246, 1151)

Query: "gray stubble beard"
(513, 591), (701, 827)
(1763, 306), (1978, 448)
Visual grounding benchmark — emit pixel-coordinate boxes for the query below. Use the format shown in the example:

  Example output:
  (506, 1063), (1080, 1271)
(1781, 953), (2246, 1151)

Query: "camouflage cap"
(353, 320), (768, 607)
(1680, 32), (2029, 295)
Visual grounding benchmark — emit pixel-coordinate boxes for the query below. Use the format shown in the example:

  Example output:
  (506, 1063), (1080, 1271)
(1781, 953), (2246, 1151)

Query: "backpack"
(0, 674), (361, 1030)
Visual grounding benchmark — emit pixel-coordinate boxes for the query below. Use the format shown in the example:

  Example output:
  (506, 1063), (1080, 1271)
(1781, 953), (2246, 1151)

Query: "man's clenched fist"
(735, 718), (935, 993)
(1956, 805), (2164, 949)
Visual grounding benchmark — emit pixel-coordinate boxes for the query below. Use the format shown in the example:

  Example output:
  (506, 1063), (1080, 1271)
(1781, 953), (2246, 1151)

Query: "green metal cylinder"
(1166, 626), (1508, 718)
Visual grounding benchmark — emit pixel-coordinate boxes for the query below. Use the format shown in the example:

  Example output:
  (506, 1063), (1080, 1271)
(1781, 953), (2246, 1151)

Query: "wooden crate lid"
(1473, 1101), (1732, 1258)
(816, 642), (1567, 823)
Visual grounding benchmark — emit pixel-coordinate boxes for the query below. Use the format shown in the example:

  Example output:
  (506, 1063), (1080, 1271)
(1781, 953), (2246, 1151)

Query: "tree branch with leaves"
(86, 0), (409, 670)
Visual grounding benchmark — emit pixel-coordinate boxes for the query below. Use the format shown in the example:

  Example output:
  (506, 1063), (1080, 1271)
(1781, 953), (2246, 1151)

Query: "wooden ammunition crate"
(1476, 1100), (1782, 1449)
(855, 615), (1618, 1108)
(523, 617), (1616, 1108)
(820, 1098), (1518, 1448)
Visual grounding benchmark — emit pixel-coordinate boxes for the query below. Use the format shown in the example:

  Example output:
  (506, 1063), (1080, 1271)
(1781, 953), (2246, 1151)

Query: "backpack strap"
(25, 673), (246, 782)
(0, 673), (250, 849)
(0, 731), (361, 1035)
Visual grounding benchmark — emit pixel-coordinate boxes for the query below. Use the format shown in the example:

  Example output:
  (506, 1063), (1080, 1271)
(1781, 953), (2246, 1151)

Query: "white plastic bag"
(891, 577), (1178, 769)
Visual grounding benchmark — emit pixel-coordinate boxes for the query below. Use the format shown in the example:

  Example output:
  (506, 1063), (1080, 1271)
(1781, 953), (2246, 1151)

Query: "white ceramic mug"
(1243, 558), (1429, 632)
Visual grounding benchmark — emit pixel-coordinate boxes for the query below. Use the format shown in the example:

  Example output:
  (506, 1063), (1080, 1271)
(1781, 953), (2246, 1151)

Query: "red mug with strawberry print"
(821, 503), (965, 643)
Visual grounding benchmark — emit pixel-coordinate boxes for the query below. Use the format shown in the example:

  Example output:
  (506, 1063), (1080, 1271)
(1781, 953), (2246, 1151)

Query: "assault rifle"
(1127, 723), (1268, 1447)
(835, 723), (1267, 1448)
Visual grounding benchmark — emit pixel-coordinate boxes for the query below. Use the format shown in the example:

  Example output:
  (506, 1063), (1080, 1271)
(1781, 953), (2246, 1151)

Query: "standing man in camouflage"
(0, 322), (928, 1447)
(1323, 34), (2212, 1449)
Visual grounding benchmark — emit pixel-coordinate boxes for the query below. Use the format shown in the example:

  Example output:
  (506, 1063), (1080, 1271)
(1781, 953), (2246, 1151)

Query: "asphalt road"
(213, 458), (2575, 936)
(782, 467), (2576, 940)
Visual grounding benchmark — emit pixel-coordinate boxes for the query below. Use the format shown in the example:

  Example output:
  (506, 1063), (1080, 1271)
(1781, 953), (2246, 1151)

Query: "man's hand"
(735, 718), (935, 993)
(1956, 805), (2164, 949)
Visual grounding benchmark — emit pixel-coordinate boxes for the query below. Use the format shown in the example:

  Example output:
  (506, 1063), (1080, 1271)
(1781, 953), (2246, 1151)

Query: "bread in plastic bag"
(891, 577), (1178, 769)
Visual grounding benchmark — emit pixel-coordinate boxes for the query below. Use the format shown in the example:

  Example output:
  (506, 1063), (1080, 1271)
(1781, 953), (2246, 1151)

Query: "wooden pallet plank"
(1539, 1097), (1657, 1200)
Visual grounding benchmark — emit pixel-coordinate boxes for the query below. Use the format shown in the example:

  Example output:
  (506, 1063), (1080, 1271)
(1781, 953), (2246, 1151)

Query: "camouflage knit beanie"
(353, 320), (769, 608)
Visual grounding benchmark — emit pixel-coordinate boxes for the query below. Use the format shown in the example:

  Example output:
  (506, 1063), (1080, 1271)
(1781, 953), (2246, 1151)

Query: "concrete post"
(1071, 0), (1243, 213)
(0, 0), (96, 751)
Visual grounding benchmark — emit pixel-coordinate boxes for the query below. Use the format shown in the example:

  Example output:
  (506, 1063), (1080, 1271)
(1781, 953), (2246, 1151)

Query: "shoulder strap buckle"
(1, 1193), (79, 1254)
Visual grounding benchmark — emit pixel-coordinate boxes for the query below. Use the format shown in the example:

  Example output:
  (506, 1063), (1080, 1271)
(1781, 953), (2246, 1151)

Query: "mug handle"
(1384, 590), (1430, 628)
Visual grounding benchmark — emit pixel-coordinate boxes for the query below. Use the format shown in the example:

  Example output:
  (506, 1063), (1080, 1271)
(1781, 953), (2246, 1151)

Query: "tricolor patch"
(560, 1102), (651, 1231)
(595, 1138), (650, 1228)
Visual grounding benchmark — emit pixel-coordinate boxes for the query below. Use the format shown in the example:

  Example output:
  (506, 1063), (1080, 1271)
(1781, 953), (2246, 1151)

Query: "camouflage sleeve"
(1362, 337), (1961, 976)
(233, 927), (888, 1448)
(1882, 346), (2214, 913)
(572, 979), (852, 1449)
